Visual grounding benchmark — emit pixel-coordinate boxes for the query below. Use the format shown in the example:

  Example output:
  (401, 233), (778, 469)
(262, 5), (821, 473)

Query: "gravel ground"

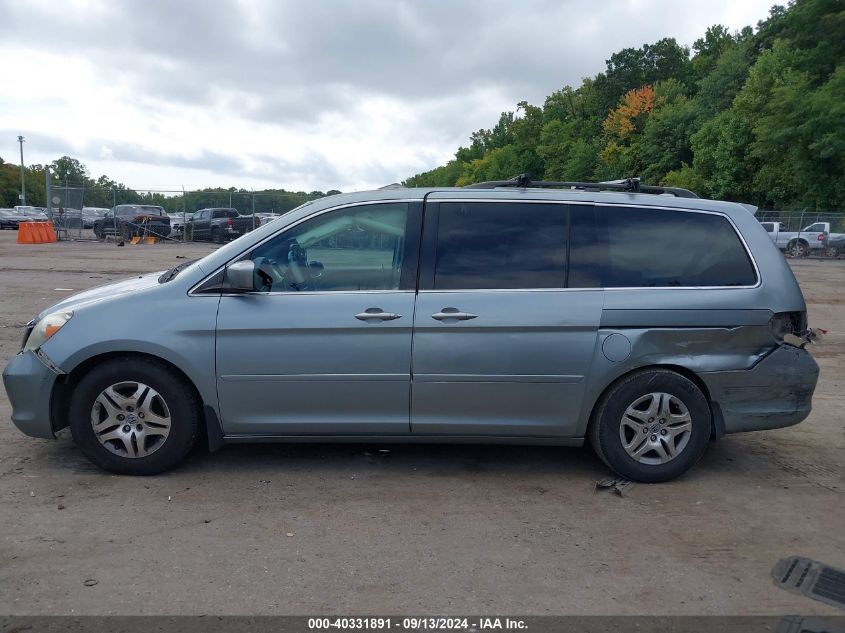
(0, 231), (842, 615)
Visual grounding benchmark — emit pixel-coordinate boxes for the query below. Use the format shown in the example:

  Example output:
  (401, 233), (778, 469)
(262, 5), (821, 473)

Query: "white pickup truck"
(761, 221), (845, 257)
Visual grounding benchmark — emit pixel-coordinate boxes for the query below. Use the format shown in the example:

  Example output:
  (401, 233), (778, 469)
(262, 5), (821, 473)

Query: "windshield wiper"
(158, 259), (197, 283)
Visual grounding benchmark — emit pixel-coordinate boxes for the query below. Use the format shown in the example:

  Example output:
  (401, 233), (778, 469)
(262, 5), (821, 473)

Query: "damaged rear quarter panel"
(576, 300), (790, 435)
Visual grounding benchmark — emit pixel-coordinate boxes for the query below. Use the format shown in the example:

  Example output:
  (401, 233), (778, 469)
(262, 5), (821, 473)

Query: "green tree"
(51, 156), (89, 184)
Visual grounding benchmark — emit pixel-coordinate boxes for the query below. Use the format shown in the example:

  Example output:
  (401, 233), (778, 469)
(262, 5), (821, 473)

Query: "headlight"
(23, 311), (73, 352)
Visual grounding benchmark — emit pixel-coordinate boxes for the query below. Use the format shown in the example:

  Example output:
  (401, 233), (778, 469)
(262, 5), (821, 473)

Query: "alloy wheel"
(90, 381), (171, 458)
(619, 392), (692, 465)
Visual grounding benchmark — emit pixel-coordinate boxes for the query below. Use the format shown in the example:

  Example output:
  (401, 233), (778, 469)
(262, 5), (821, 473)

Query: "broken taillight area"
(770, 311), (825, 348)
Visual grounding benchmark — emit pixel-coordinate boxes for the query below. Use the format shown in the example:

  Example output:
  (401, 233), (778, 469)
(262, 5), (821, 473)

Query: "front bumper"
(700, 345), (819, 434)
(2, 350), (61, 439)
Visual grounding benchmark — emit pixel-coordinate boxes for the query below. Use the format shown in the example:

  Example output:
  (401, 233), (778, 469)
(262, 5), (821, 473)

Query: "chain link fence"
(756, 209), (845, 258)
(32, 183), (326, 243)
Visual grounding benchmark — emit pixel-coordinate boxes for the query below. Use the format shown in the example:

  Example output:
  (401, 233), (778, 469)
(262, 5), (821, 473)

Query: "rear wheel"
(69, 357), (200, 475)
(211, 227), (223, 244)
(787, 240), (809, 257)
(589, 369), (711, 482)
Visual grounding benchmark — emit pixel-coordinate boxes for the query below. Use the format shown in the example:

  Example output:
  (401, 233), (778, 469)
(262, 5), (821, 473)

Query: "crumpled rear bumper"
(699, 345), (819, 434)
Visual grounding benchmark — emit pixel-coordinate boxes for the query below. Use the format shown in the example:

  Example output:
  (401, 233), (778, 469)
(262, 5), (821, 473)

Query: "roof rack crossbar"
(464, 174), (698, 199)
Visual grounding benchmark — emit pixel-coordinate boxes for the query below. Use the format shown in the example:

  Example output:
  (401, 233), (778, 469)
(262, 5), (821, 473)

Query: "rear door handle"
(431, 307), (478, 321)
(355, 308), (402, 322)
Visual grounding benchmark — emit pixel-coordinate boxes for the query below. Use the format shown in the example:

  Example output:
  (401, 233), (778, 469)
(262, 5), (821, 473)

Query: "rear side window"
(434, 202), (567, 289)
(761, 222), (774, 232)
(569, 206), (757, 288)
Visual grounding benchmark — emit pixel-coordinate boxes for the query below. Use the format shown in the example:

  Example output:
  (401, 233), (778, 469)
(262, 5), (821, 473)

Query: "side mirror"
(227, 260), (256, 291)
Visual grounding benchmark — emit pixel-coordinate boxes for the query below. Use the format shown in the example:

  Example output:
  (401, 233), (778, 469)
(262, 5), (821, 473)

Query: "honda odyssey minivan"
(2, 179), (820, 481)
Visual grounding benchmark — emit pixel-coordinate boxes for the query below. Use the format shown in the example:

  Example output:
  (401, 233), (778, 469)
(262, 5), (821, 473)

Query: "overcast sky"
(0, 0), (774, 193)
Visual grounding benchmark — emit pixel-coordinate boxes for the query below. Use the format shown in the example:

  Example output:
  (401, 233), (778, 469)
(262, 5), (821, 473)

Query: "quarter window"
(434, 202), (567, 290)
(569, 206), (757, 288)
(249, 203), (409, 292)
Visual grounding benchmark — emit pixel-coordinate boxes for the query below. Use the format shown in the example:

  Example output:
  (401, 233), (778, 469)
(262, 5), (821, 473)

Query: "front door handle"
(355, 308), (402, 322)
(431, 307), (478, 321)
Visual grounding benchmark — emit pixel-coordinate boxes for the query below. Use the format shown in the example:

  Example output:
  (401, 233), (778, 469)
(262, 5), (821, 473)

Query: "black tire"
(68, 356), (200, 475)
(589, 369), (711, 483)
(121, 223), (134, 241)
(93, 225), (103, 240)
(826, 245), (840, 258)
(211, 227), (223, 244)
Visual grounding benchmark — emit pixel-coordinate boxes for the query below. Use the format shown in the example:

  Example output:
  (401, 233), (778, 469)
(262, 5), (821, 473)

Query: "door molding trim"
(414, 373), (583, 383)
(220, 373), (408, 382)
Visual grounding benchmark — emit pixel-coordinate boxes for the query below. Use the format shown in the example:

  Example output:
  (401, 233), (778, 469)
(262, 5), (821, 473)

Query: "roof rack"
(463, 174), (699, 199)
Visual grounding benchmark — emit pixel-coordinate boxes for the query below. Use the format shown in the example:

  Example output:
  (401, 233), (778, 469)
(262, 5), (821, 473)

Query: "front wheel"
(121, 223), (134, 241)
(826, 245), (841, 258)
(589, 369), (711, 482)
(68, 357), (200, 475)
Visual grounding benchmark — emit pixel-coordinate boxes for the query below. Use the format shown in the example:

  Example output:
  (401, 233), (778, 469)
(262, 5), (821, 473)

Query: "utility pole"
(45, 168), (52, 216)
(17, 135), (26, 206)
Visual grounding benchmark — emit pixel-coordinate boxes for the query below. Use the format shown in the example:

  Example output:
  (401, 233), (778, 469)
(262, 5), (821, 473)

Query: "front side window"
(569, 206), (757, 288)
(434, 202), (567, 290)
(249, 203), (409, 292)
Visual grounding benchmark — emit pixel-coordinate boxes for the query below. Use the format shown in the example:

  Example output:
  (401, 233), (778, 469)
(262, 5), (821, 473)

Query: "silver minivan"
(2, 181), (820, 481)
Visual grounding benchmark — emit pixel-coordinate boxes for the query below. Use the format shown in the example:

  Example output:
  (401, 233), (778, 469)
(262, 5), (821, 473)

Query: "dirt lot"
(0, 230), (842, 616)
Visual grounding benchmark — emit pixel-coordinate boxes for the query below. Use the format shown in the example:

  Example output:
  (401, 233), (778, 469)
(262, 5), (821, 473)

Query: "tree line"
(404, 0), (844, 210)
(0, 155), (339, 215)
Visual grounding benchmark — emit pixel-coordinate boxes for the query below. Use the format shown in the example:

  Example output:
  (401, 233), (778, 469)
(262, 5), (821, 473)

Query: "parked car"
(93, 204), (171, 240)
(16, 207), (49, 221)
(3, 180), (819, 481)
(55, 207), (107, 230)
(50, 208), (84, 229)
(81, 207), (110, 229)
(253, 212), (282, 226)
(826, 234), (845, 258)
(761, 221), (845, 257)
(168, 213), (193, 236)
(184, 208), (255, 243)
(0, 208), (28, 229)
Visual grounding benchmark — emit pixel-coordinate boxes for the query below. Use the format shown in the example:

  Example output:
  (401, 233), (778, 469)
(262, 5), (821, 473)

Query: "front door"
(411, 200), (603, 437)
(215, 201), (421, 435)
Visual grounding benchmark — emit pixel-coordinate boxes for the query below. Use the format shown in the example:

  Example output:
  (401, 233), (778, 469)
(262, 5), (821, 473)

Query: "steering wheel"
(285, 242), (319, 291)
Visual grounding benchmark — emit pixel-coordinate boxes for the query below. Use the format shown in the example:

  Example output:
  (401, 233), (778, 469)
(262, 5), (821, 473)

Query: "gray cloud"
(0, 0), (717, 123)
